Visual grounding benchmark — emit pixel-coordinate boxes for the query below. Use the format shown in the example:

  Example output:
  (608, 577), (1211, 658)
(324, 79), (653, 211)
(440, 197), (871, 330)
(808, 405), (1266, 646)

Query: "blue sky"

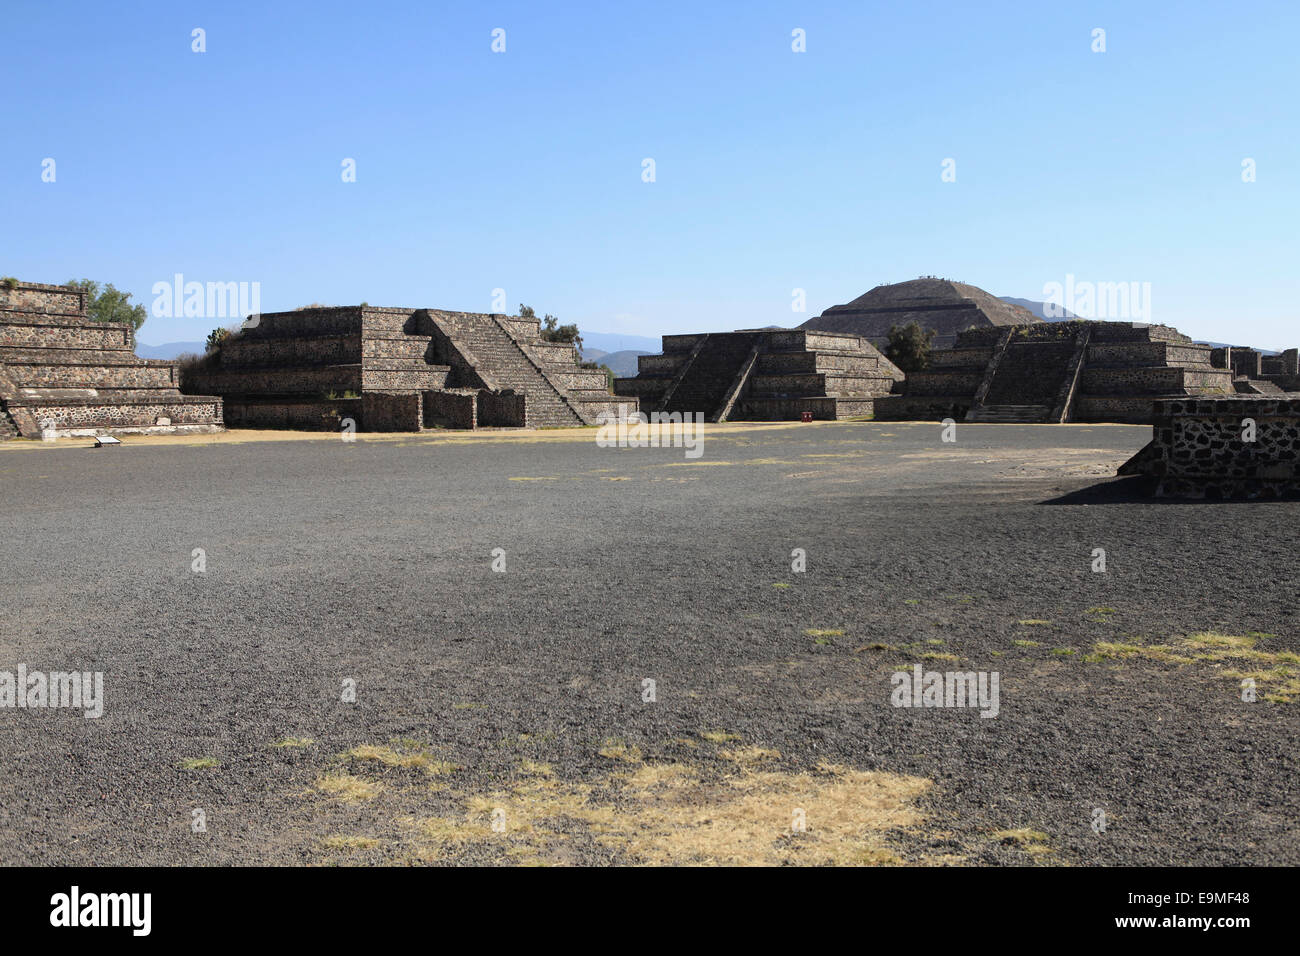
(3, 1), (1297, 347)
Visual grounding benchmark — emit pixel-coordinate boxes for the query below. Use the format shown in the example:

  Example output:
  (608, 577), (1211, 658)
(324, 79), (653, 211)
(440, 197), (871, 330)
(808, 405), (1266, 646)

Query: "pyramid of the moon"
(801, 277), (1040, 350)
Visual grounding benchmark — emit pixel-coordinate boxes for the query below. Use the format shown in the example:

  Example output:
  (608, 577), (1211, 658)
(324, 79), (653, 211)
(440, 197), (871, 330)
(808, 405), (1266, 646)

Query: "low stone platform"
(0, 282), (224, 439)
(612, 328), (901, 421)
(876, 320), (1235, 424)
(186, 306), (631, 430)
(1119, 397), (1300, 498)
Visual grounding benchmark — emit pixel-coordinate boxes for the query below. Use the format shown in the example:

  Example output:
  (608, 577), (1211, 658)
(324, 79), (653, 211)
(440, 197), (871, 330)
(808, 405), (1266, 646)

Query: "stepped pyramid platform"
(184, 306), (631, 430)
(802, 278), (1039, 351)
(0, 281), (223, 439)
(612, 329), (902, 421)
(875, 320), (1234, 424)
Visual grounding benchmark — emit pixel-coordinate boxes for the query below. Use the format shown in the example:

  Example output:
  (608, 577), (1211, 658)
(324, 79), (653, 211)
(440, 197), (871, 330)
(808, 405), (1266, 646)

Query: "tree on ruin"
(884, 321), (935, 372)
(519, 304), (585, 355)
(206, 327), (231, 352)
(65, 279), (147, 332)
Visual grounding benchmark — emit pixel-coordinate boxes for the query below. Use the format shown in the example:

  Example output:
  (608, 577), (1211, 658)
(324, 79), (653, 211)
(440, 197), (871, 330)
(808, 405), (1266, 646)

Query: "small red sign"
(801, 411), (813, 423)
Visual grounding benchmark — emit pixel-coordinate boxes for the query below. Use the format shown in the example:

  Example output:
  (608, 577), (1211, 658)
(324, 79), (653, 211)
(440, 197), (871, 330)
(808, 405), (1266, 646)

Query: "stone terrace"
(613, 329), (902, 421)
(184, 306), (632, 431)
(0, 281), (223, 439)
(875, 320), (1235, 424)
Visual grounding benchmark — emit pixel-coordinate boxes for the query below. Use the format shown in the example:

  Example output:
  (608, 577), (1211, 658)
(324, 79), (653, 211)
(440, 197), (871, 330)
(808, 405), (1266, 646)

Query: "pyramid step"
(966, 404), (1053, 423)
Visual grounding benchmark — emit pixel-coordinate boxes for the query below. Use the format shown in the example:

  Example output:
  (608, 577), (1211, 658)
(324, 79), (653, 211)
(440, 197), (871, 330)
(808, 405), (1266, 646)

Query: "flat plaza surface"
(1, 421), (1295, 865)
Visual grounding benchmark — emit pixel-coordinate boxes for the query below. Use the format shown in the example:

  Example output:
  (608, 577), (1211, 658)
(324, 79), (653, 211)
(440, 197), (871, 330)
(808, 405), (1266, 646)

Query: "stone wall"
(424, 389), (477, 428)
(13, 362), (179, 389)
(221, 334), (362, 367)
(187, 364), (363, 395)
(7, 397), (224, 436)
(1230, 349), (1263, 378)
(0, 317), (134, 350)
(1120, 397), (1300, 498)
(223, 398), (359, 430)
(477, 389), (527, 427)
(363, 391), (423, 431)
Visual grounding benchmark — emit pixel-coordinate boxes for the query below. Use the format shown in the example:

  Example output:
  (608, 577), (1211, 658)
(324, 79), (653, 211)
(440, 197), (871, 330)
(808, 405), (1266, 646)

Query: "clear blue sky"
(3, 1), (1297, 348)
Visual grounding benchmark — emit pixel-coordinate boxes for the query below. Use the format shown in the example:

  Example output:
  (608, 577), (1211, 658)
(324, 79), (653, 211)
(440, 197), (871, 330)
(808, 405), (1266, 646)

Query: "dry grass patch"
(992, 828), (1052, 858)
(272, 737), (314, 748)
(700, 730), (741, 744)
(399, 762), (932, 866)
(1084, 632), (1299, 701)
(601, 762), (930, 865)
(598, 738), (643, 762)
(719, 746), (781, 767)
(343, 742), (456, 776)
(316, 773), (382, 802)
(321, 835), (380, 851)
(179, 757), (219, 770)
(316, 746), (942, 866)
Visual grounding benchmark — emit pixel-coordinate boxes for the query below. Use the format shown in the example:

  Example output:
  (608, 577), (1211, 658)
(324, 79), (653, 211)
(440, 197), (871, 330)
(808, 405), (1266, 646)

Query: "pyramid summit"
(801, 277), (1040, 350)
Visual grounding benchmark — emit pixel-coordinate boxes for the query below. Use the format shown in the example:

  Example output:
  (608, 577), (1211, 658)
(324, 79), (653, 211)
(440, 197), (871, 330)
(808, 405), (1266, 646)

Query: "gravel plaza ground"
(1, 420), (1295, 865)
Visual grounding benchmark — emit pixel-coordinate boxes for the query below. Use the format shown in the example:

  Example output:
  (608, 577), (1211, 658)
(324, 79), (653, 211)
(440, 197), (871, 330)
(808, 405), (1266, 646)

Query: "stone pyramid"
(802, 277), (1039, 350)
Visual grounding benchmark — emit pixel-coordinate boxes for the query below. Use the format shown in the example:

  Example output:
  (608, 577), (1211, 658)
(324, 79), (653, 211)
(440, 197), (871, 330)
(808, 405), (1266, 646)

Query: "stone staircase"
(1234, 377), (1286, 395)
(614, 329), (902, 421)
(452, 315), (585, 427)
(982, 341), (1076, 407)
(661, 332), (761, 417)
(967, 404), (1052, 423)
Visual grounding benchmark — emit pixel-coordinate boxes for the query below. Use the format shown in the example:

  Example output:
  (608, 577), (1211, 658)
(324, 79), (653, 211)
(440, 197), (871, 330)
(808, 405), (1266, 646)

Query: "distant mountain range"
(579, 331), (661, 353)
(135, 340), (205, 359)
(580, 347), (650, 377)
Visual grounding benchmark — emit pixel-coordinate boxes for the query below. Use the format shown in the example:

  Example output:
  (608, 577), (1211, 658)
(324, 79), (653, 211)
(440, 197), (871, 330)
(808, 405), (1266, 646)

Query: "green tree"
(206, 327), (231, 352)
(540, 314), (583, 352)
(521, 304), (584, 358)
(65, 279), (147, 331)
(884, 321), (935, 372)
